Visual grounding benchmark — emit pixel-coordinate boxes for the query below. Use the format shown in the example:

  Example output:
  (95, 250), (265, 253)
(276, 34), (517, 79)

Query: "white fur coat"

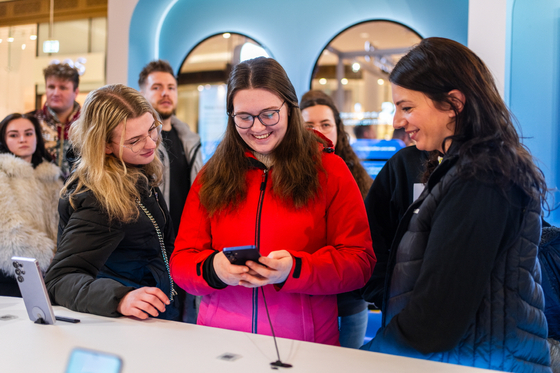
(0, 153), (62, 276)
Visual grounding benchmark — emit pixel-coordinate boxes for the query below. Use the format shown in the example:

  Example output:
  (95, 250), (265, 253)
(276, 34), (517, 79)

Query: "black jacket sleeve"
(365, 178), (521, 355)
(359, 146), (427, 307)
(45, 196), (134, 317)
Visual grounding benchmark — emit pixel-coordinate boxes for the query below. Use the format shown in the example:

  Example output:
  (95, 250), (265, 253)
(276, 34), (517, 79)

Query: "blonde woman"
(45, 84), (183, 321)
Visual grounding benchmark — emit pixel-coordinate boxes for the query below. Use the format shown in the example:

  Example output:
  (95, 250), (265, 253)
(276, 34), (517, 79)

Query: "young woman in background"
(0, 113), (61, 296)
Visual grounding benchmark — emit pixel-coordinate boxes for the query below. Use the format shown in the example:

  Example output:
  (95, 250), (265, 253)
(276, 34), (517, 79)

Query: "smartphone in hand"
(223, 245), (261, 265)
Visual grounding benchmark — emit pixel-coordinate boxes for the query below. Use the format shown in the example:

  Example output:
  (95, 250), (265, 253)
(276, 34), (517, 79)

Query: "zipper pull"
(260, 169), (268, 191)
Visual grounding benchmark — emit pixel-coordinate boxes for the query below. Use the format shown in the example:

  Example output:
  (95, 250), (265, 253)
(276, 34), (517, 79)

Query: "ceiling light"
(197, 85), (204, 92)
(341, 78), (348, 85)
(8, 37), (14, 42)
(223, 33), (231, 39)
(352, 62), (360, 72)
(377, 79), (384, 85)
(21, 44), (26, 50)
(30, 35), (37, 40)
(319, 78), (327, 85)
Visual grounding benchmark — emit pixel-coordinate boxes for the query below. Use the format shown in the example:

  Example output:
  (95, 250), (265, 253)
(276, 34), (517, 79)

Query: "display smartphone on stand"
(11, 256), (80, 324)
(223, 245), (261, 265)
(65, 348), (123, 373)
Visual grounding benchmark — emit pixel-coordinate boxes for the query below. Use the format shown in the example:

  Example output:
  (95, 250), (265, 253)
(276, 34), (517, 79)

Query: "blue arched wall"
(508, 0), (560, 223)
(128, 0), (468, 98)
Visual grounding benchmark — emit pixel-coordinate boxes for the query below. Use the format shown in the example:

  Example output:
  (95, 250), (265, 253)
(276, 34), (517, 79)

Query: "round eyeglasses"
(118, 123), (162, 153)
(230, 101), (286, 129)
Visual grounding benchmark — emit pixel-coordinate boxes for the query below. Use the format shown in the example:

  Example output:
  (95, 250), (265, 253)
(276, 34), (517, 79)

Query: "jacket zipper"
(252, 168), (268, 334)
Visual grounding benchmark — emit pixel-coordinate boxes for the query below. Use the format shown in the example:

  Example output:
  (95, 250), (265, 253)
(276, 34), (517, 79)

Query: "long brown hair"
(300, 90), (372, 199)
(199, 57), (324, 215)
(390, 37), (547, 204)
(62, 84), (163, 223)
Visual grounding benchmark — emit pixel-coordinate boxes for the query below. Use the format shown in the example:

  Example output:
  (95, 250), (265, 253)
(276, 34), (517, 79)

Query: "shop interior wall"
(508, 0), (560, 225)
(127, 0), (468, 98)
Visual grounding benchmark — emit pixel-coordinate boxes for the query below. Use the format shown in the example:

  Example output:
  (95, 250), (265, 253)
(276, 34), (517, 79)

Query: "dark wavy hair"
(389, 37), (547, 204)
(300, 90), (372, 199)
(0, 113), (52, 168)
(199, 57), (325, 215)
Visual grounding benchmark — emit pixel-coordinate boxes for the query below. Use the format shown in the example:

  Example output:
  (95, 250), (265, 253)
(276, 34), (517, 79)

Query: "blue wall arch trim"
(129, 0), (468, 98)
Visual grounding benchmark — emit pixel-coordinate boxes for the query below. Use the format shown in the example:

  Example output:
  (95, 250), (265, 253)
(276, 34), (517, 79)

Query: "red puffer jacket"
(171, 149), (375, 345)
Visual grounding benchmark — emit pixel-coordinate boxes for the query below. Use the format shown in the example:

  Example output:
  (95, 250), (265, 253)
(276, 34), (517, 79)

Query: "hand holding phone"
(223, 245), (261, 265)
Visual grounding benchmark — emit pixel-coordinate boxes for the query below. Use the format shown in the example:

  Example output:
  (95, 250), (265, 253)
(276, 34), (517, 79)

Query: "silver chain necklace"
(136, 198), (177, 301)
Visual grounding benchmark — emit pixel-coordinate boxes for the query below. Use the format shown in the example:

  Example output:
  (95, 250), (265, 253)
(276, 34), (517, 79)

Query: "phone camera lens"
(12, 262), (18, 268)
(15, 269), (21, 275)
(17, 276), (24, 283)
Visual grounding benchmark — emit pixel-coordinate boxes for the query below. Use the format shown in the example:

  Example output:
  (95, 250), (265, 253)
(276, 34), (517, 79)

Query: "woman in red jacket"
(170, 57), (375, 345)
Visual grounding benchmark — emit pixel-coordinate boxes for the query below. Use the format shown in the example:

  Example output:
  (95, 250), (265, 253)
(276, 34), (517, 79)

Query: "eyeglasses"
(229, 101), (286, 129)
(117, 123), (162, 153)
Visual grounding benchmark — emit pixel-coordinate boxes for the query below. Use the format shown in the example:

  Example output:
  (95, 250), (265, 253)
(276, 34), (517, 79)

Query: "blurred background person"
(0, 113), (62, 297)
(139, 60), (203, 323)
(300, 89), (373, 348)
(353, 123), (376, 140)
(28, 63), (81, 178)
(171, 58), (375, 345)
(46, 85), (184, 321)
(391, 128), (414, 147)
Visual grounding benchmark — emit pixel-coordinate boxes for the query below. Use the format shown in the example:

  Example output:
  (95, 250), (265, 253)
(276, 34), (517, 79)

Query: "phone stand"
(34, 317), (48, 325)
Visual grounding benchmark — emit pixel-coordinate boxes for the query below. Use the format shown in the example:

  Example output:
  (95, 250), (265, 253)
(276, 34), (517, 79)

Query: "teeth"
(254, 133), (271, 139)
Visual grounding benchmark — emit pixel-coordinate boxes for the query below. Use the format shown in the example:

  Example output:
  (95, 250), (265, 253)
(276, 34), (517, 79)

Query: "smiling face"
(105, 112), (158, 165)
(232, 88), (288, 156)
(391, 84), (456, 153)
(140, 71), (177, 121)
(301, 104), (338, 148)
(4, 118), (37, 163)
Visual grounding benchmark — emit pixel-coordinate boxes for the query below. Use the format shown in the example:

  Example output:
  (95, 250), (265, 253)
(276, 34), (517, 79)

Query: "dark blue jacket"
(363, 156), (551, 372)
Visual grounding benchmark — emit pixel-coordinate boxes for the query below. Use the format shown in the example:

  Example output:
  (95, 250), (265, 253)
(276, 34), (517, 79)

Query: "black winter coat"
(45, 185), (182, 321)
(362, 155), (551, 372)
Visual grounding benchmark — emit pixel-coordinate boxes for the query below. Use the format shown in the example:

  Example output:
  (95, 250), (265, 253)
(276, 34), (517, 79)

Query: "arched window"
(176, 33), (270, 162)
(310, 20), (421, 177)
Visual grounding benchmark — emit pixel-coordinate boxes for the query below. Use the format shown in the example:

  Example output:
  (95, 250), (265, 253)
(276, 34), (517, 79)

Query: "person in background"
(300, 90), (373, 348)
(45, 84), (184, 321)
(361, 37), (551, 372)
(353, 123), (376, 140)
(391, 127), (414, 146)
(0, 114), (62, 297)
(28, 63), (81, 178)
(138, 60), (203, 323)
(171, 57), (375, 345)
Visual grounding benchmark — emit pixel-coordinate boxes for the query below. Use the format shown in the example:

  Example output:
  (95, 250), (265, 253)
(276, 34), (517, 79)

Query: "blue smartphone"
(65, 348), (123, 373)
(223, 245), (261, 265)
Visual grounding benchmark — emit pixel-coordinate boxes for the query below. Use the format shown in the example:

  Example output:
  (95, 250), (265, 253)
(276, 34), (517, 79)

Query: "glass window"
(177, 33), (270, 162)
(310, 21), (421, 178)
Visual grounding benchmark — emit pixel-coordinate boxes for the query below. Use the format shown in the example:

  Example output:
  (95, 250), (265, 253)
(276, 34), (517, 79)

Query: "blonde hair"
(62, 84), (163, 223)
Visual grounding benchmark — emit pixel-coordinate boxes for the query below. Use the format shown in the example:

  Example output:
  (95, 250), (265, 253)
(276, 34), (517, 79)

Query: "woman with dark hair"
(300, 90), (372, 198)
(361, 37), (551, 372)
(0, 113), (61, 296)
(170, 57), (375, 345)
(300, 90), (372, 348)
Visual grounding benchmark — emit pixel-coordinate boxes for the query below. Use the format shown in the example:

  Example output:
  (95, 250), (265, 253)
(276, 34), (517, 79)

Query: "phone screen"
(65, 348), (123, 373)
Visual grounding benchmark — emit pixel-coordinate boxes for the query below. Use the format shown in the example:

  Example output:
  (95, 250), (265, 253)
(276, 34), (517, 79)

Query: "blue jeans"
(338, 308), (368, 348)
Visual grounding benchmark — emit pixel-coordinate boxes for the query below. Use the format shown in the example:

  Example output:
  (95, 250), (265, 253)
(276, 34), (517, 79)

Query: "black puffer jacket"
(362, 156), (551, 372)
(45, 185), (182, 321)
